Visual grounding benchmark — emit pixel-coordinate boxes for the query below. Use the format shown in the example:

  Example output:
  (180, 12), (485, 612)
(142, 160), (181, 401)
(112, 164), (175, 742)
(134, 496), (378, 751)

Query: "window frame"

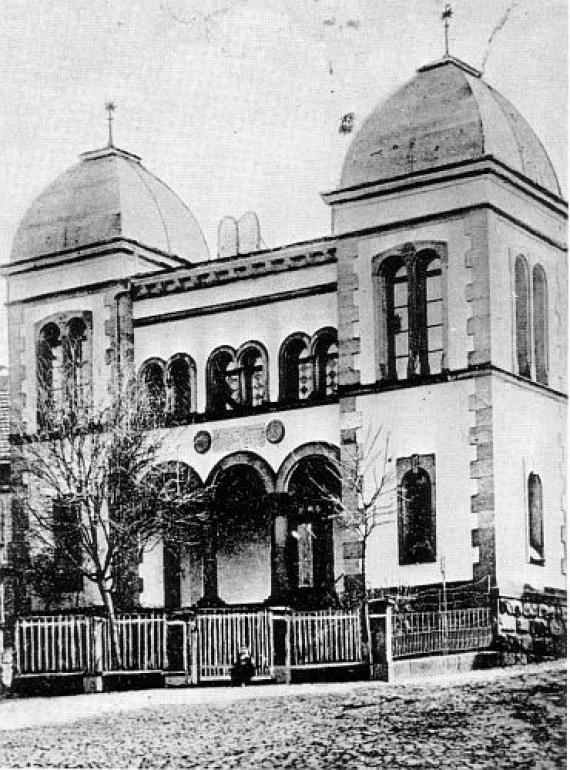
(397, 453), (437, 566)
(207, 342), (269, 414)
(311, 327), (339, 398)
(165, 353), (197, 423)
(514, 255), (532, 379)
(512, 256), (550, 386)
(527, 471), (545, 565)
(279, 333), (313, 403)
(206, 346), (237, 414)
(238, 342), (268, 408)
(532, 264), (549, 386)
(138, 358), (167, 427)
(373, 242), (447, 384)
(36, 312), (93, 430)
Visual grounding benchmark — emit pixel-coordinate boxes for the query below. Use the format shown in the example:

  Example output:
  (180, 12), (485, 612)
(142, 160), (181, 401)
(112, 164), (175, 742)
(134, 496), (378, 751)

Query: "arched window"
(532, 265), (548, 385)
(417, 253), (443, 376)
(37, 322), (62, 425)
(398, 454), (436, 565)
(528, 473), (544, 563)
(386, 260), (409, 381)
(515, 256), (531, 378)
(207, 349), (238, 414)
(280, 336), (313, 402)
(240, 346), (267, 407)
(64, 317), (89, 416)
(376, 243), (447, 383)
(166, 355), (195, 423)
(139, 360), (166, 426)
(313, 330), (338, 397)
(36, 313), (92, 429)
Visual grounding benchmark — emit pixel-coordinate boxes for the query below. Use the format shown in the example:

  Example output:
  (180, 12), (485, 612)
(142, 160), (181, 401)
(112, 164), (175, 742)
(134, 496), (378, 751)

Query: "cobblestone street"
(0, 662), (566, 768)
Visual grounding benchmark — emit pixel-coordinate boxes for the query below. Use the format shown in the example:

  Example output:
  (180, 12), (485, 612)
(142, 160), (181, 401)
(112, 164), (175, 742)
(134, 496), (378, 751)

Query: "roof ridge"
(121, 155), (172, 255)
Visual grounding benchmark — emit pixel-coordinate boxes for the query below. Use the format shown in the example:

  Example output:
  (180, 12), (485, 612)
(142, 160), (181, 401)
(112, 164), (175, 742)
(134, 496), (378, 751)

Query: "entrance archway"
(146, 461), (203, 608)
(286, 455), (339, 605)
(212, 461), (273, 604)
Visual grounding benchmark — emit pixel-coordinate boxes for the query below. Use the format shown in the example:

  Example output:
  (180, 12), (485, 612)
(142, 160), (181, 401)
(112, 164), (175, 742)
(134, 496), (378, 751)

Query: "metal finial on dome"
(442, 2), (453, 58)
(105, 102), (116, 147)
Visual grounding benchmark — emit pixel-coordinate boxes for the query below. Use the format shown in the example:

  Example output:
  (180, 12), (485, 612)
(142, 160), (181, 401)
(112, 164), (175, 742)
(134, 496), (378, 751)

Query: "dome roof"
(10, 146), (210, 263)
(340, 57), (561, 197)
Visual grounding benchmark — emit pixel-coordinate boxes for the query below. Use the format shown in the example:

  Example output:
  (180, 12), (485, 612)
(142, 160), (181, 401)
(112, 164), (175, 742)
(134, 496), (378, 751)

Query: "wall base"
(272, 665), (291, 684)
(82, 675), (103, 693)
(386, 651), (499, 682)
(165, 674), (191, 687)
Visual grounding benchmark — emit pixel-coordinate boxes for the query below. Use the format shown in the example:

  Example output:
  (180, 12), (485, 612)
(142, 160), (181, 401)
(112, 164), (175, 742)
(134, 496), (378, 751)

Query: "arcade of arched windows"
(137, 328), (338, 426)
(138, 354), (198, 427)
(514, 255), (549, 385)
(206, 342), (269, 415)
(36, 312), (93, 430)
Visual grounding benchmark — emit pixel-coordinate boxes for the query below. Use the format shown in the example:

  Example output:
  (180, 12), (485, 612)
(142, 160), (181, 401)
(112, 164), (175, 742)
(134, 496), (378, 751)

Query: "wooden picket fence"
(102, 614), (166, 672)
(291, 608), (362, 667)
(15, 615), (92, 675)
(391, 607), (492, 659)
(196, 609), (274, 680)
(14, 607), (365, 680)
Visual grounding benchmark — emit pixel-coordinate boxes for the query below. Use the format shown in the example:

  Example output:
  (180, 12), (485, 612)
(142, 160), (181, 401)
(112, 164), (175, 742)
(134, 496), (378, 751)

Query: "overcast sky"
(0, 0), (567, 367)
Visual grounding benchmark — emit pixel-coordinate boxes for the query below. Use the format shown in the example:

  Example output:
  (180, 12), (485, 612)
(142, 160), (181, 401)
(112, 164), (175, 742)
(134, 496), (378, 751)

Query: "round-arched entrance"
(145, 461), (203, 609)
(286, 453), (339, 606)
(210, 456), (274, 604)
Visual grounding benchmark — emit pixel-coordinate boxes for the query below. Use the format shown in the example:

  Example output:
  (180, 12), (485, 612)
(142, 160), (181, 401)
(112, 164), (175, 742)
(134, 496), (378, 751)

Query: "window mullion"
(407, 256), (421, 378)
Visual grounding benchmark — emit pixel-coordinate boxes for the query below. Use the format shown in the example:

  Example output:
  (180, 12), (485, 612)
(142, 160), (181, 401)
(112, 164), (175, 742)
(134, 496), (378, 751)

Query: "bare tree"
(305, 426), (396, 662)
(12, 381), (207, 667)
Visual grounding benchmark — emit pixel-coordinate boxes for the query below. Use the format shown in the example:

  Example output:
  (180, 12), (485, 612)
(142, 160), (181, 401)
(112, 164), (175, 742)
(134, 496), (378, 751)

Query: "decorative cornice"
(133, 246), (337, 301)
(322, 156), (568, 214)
(5, 277), (131, 307)
(0, 236), (189, 278)
(340, 202), (566, 253)
(134, 282), (337, 326)
(338, 363), (567, 402)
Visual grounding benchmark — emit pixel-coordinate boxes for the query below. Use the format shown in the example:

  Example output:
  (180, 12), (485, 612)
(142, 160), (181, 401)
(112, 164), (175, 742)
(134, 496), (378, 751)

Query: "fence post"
(362, 602), (373, 673)
(162, 615), (168, 672)
(83, 617), (104, 694)
(272, 608), (291, 684)
(189, 619), (199, 685)
(385, 604), (394, 681)
(285, 611), (291, 682)
(13, 619), (20, 677)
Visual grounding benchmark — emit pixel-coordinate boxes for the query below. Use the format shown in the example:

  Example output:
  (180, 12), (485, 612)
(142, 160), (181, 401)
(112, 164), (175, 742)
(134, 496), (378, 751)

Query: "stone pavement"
(0, 661), (566, 768)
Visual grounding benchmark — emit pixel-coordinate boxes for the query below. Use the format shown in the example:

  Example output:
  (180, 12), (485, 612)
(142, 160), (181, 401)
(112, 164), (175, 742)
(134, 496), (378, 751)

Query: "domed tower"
(324, 57), (567, 603)
(3, 144), (209, 431)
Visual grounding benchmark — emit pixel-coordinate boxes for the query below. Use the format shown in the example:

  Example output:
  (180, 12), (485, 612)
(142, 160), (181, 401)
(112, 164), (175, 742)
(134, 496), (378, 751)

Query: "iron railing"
(391, 607), (492, 659)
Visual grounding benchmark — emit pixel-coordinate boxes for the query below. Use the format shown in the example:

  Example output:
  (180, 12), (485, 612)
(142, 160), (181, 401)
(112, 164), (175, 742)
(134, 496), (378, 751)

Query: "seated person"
(230, 646), (255, 686)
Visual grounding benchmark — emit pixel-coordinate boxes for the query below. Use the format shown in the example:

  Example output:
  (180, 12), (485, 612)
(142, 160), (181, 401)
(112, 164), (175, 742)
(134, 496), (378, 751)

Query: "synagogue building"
(2, 55), (567, 632)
